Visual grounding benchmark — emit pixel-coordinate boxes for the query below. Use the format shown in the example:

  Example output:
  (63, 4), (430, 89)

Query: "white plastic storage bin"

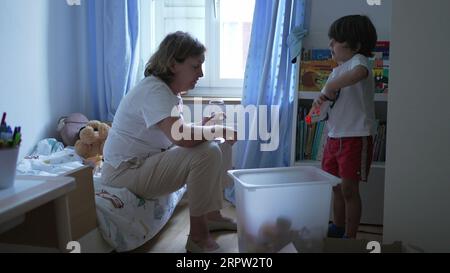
(228, 166), (339, 253)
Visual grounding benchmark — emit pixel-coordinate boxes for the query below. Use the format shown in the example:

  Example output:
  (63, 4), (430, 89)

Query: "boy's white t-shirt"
(103, 76), (182, 168)
(325, 54), (376, 138)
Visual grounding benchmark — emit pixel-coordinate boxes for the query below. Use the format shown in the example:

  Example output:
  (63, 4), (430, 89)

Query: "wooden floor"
(131, 197), (383, 253)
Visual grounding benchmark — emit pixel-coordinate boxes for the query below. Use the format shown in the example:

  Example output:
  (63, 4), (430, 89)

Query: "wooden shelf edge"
(294, 160), (320, 166)
(295, 160), (385, 169)
(298, 91), (388, 102)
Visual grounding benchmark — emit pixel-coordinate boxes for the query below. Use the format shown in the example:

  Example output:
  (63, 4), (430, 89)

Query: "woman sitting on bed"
(102, 31), (237, 253)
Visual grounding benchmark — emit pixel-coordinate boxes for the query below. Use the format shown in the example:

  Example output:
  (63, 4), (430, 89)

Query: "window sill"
(181, 87), (242, 105)
(181, 96), (242, 105)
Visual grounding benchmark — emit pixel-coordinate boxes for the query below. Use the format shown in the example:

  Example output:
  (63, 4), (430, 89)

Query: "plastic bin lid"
(227, 166), (340, 189)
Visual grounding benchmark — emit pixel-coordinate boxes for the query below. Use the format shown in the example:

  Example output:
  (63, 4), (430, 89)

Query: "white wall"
(0, 0), (84, 158)
(304, 0), (392, 49)
(383, 0), (450, 252)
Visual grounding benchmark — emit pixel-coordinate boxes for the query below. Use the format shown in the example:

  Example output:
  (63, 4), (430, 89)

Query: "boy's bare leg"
(332, 184), (346, 228)
(340, 179), (361, 238)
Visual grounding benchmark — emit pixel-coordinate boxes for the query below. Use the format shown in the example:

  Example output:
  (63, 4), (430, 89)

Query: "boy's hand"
(322, 86), (338, 100)
(312, 94), (329, 109)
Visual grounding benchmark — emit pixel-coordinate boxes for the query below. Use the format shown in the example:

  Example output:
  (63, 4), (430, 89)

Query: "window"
(148, 0), (255, 97)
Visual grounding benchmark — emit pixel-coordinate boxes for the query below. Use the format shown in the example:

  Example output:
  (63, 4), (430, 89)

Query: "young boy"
(313, 15), (378, 238)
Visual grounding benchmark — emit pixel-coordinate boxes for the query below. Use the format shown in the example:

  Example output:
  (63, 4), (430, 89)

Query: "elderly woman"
(102, 31), (237, 253)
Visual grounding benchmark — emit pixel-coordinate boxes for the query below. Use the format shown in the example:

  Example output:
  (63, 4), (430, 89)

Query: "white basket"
(228, 166), (340, 253)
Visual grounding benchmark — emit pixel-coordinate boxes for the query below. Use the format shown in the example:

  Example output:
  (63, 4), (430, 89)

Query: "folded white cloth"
(16, 146), (83, 176)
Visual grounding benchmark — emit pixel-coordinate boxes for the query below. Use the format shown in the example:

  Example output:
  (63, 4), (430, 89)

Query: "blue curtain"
(85, 0), (140, 121)
(234, 0), (307, 169)
(225, 0), (307, 205)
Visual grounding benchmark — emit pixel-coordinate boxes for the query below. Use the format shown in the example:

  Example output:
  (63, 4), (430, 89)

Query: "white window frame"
(144, 0), (253, 98)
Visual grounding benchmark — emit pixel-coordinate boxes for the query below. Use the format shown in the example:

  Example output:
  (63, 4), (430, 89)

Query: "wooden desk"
(0, 176), (76, 252)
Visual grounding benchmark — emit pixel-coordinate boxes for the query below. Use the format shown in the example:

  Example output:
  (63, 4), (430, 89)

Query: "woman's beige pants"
(102, 141), (233, 217)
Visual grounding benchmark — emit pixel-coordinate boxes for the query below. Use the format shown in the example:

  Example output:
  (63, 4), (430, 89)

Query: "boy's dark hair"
(328, 15), (378, 57)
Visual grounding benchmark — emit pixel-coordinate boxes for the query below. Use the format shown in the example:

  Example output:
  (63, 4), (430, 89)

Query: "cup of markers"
(0, 112), (22, 189)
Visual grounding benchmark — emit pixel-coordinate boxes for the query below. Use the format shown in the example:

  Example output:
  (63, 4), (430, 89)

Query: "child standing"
(312, 15), (378, 239)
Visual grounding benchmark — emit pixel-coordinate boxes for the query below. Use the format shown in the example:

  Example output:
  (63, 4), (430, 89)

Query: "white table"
(0, 176), (76, 252)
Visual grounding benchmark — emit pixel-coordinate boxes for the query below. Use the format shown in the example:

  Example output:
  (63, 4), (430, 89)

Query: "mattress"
(93, 174), (186, 252)
(16, 146), (186, 252)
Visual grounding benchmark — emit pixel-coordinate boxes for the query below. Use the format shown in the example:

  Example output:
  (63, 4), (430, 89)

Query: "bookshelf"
(291, 39), (390, 168)
(292, 88), (388, 167)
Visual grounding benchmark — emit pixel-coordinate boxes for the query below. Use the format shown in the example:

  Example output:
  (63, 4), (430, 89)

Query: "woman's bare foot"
(188, 235), (219, 251)
(189, 215), (220, 251)
(206, 210), (235, 223)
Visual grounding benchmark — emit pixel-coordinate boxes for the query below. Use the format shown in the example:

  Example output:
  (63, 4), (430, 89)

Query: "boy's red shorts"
(322, 136), (374, 182)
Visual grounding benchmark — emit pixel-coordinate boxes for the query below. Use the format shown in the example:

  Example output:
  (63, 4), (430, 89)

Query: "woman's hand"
(221, 126), (237, 145)
(202, 112), (226, 126)
(201, 116), (214, 126)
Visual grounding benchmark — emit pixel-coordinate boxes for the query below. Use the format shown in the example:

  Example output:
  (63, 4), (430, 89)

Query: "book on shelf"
(370, 41), (390, 94)
(295, 107), (307, 162)
(302, 48), (333, 61)
(372, 121), (387, 162)
(315, 125), (328, 161)
(296, 106), (328, 161)
(299, 48), (337, 92)
(299, 60), (337, 92)
(374, 41), (390, 59)
(304, 123), (316, 159)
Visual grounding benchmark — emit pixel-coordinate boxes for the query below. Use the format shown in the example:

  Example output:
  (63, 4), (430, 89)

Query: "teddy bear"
(74, 120), (110, 161)
(243, 217), (303, 253)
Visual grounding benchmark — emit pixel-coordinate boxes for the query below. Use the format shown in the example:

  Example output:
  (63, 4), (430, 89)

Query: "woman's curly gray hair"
(144, 31), (206, 85)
